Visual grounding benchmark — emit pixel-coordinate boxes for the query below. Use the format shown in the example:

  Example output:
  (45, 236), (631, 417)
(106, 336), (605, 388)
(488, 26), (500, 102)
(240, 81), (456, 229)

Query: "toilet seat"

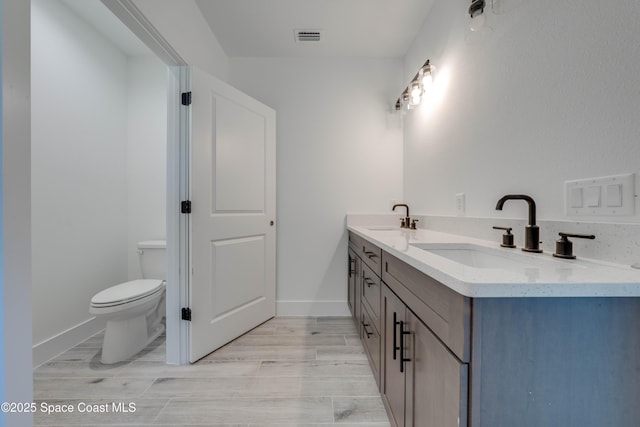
(91, 279), (164, 308)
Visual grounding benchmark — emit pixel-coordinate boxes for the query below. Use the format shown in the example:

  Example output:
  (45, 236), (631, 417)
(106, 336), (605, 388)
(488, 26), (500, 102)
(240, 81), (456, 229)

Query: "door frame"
(102, 0), (191, 364)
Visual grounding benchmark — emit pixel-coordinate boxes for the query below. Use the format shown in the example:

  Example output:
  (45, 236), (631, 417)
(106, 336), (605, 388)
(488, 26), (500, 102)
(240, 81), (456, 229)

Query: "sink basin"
(411, 243), (539, 269)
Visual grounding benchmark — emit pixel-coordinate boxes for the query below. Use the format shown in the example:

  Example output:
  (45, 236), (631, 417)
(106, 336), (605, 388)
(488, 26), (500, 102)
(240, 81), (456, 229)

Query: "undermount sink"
(411, 243), (542, 269)
(365, 226), (398, 231)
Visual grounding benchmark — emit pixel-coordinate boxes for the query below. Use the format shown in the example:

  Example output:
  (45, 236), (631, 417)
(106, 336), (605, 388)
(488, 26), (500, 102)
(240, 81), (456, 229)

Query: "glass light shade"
(469, 11), (486, 31)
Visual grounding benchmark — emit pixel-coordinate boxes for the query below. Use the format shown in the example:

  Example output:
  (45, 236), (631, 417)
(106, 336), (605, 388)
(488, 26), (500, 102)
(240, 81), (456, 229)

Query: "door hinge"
(181, 91), (192, 106)
(181, 200), (191, 214)
(181, 307), (192, 321)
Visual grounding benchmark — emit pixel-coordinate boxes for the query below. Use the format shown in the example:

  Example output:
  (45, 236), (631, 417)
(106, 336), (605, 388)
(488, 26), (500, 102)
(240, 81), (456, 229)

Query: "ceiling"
(62, 0), (435, 59)
(194, 0), (436, 58)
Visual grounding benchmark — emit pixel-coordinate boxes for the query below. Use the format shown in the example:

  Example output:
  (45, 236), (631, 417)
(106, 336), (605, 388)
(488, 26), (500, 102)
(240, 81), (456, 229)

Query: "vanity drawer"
(361, 262), (381, 331)
(382, 251), (471, 362)
(361, 304), (381, 386)
(349, 232), (382, 276)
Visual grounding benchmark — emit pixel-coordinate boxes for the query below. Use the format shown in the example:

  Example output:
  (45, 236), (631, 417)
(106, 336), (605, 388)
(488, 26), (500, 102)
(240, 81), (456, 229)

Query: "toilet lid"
(91, 279), (164, 306)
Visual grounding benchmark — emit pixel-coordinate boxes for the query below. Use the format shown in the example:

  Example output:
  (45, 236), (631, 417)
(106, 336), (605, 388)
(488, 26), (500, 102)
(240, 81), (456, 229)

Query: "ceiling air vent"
(294, 29), (322, 43)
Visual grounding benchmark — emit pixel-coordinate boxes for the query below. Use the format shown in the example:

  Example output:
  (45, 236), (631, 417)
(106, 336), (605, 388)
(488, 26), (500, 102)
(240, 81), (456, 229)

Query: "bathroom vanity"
(347, 225), (640, 427)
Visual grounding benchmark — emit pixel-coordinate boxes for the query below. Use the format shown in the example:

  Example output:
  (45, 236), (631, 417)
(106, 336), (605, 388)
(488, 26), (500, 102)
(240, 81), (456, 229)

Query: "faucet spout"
(495, 194), (537, 226)
(495, 194), (542, 253)
(392, 204), (410, 229)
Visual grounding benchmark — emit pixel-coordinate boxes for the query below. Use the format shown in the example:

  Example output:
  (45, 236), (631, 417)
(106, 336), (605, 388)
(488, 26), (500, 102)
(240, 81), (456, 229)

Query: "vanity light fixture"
(394, 60), (434, 110)
(468, 0), (486, 31)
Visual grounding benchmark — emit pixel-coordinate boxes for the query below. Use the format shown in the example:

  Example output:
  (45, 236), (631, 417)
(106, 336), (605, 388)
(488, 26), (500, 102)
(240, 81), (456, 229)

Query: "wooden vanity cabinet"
(349, 230), (640, 427)
(350, 232), (469, 427)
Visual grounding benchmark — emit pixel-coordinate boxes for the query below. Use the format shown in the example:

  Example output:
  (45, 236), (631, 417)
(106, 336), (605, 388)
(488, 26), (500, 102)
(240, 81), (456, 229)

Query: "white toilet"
(90, 240), (166, 364)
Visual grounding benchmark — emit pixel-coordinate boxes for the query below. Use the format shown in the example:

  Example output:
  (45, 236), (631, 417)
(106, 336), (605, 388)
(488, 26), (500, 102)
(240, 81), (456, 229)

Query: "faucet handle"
(553, 232), (596, 259)
(399, 218), (407, 228)
(410, 219), (419, 230)
(493, 226), (516, 248)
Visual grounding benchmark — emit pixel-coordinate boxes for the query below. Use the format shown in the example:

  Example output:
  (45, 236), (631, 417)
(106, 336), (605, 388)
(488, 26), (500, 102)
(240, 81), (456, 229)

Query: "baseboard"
(276, 300), (350, 317)
(32, 317), (105, 368)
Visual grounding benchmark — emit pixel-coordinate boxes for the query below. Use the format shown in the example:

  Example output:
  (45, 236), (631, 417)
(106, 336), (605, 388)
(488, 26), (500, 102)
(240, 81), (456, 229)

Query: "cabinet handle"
(364, 250), (378, 259)
(364, 278), (375, 288)
(362, 322), (373, 338)
(348, 256), (356, 276)
(399, 320), (411, 373)
(393, 312), (400, 360)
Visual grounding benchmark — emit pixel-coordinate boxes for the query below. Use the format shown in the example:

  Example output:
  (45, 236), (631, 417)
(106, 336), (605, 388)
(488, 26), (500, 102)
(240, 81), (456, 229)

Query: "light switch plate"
(565, 173), (635, 216)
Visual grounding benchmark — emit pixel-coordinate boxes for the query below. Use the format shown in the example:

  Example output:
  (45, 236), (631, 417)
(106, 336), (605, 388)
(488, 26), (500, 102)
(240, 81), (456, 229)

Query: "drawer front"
(361, 304), (381, 386)
(361, 262), (381, 331)
(382, 251), (471, 362)
(349, 232), (382, 276)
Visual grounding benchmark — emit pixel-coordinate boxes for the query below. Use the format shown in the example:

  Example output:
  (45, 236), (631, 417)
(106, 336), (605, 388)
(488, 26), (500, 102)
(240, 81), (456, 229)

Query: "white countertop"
(348, 225), (640, 298)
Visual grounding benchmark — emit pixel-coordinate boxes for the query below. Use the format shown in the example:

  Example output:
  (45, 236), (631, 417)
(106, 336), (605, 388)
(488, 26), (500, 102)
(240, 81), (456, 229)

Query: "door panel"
(211, 236), (266, 317)
(190, 67), (276, 362)
(214, 96), (265, 212)
(406, 312), (468, 427)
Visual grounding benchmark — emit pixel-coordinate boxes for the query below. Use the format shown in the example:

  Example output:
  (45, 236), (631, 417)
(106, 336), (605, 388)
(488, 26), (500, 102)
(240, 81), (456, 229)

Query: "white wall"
(131, 0), (229, 81)
(230, 57), (403, 315)
(402, 0), (640, 223)
(2, 0), (33, 424)
(31, 0), (128, 357)
(127, 56), (167, 279)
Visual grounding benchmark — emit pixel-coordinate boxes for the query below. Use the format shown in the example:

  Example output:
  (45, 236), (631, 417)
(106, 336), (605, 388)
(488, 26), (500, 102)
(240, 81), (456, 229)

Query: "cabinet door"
(382, 285), (407, 427)
(361, 262), (381, 331)
(361, 303), (381, 386)
(406, 312), (468, 427)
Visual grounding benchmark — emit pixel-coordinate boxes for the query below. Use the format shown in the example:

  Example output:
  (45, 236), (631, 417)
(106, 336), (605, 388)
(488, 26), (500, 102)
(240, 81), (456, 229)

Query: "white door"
(189, 67), (276, 362)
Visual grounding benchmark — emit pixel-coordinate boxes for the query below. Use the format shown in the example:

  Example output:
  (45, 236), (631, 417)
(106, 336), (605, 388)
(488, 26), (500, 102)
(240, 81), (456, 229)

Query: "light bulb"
(421, 71), (433, 88)
(409, 82), (422, 106)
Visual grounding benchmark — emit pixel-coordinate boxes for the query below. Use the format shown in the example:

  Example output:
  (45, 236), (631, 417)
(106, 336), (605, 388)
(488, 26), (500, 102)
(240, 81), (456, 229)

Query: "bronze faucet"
(392, 204), (411, 229)
(495, 194), (542, 253)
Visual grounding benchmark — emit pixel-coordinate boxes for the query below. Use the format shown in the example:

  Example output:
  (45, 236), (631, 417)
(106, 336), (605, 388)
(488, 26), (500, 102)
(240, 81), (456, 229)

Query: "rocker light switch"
(569, 187), (583, 208)
(606, 184), (623, 207)
(585, 186), (601, 207)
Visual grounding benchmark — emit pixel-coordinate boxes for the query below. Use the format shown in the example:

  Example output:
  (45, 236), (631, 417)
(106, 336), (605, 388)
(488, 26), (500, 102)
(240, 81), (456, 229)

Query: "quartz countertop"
(348, 225), (640, 298)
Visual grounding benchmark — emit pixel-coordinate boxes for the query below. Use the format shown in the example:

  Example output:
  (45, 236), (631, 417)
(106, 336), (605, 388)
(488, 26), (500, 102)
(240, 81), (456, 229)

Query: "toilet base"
(100, 313), (165, 364)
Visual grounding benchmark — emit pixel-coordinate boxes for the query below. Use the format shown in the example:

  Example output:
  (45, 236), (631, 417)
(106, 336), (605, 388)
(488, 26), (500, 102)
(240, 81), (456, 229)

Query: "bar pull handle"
(393, 312), (400, 360)
(362, 322), (373, 338)
(399, 320), (411, 373)
(364, 251), (378, 259)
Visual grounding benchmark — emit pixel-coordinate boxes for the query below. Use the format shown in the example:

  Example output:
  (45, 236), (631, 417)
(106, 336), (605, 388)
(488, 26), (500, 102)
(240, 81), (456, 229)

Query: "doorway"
(30, 0), (179, 365)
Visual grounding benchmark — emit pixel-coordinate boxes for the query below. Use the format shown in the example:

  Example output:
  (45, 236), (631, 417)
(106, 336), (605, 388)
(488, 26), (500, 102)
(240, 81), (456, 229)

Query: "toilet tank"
(137, 240), (166, 280)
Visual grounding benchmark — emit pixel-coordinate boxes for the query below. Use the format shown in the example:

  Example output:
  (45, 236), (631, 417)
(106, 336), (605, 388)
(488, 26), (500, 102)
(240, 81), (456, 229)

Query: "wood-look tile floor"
(33, 317), (391, 426)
